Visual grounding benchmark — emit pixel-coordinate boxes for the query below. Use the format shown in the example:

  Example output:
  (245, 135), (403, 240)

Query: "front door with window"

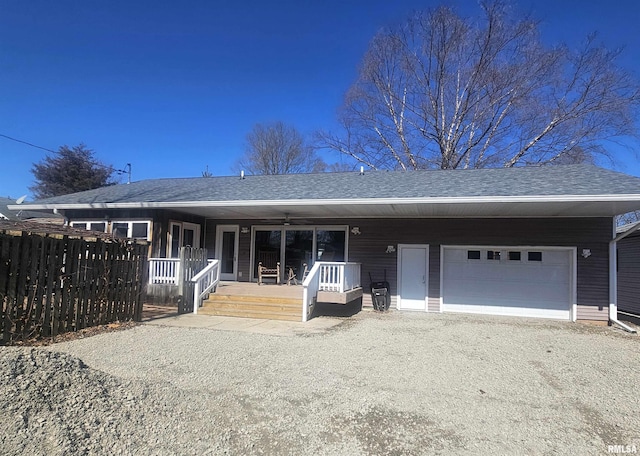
(216, 225), (239, 281)
(169, 222), (202, 258)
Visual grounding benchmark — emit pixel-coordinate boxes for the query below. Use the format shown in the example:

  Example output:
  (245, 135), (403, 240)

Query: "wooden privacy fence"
(0, 226), (148, 344)
(177, 246), (208, 314)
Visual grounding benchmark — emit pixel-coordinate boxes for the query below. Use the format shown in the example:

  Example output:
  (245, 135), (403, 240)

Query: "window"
(170, 223), (181, 258)
(71, 220), (150, 240)
(508, 251), (521, 261)
(112, 222), (129, 238)
(528, 251), (543, 262)
(467, 250), (481, 260)
(70, 221), (107, 233)
(487, 250), (501, 260)
(113, 221), (150, 240)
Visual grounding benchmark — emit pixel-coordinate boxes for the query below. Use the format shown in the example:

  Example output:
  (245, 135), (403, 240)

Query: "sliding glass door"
(252, 226), (348, 282)
(316, 230), (346, 262)
(253, 229), (282, 279)
(284, 230), (313, 281)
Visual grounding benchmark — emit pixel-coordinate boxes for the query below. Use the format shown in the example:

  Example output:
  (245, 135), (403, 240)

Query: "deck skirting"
(317, 287), (364, 305)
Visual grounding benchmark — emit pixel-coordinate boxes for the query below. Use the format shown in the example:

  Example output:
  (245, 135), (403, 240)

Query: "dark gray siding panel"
(618, 233), (640, 317)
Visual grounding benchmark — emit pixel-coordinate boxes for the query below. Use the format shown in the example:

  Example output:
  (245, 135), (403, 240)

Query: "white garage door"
(442, 247), (573, 320)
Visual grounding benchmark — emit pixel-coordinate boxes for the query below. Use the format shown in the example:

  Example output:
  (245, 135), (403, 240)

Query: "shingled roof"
(16, 164), (640, 205)
(0, 197), (63, 221)
(12, 164), (640, 219)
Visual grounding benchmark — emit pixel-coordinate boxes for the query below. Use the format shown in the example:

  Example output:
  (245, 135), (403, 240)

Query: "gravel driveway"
(2, 311), (639, 455)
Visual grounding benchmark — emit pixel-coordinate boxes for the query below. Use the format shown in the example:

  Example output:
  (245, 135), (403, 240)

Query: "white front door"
(397, 244), (429, 311)
(216, 225), (239, 281)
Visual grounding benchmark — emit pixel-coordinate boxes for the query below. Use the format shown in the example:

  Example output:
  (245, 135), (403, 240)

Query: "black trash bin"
(369, 272), (390, 311)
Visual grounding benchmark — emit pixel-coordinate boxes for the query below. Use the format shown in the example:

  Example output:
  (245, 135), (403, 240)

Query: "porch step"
(199, 294), (302, 321)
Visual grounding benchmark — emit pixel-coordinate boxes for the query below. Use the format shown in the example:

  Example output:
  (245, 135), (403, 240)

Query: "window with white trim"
(112, 221), (151, 240)
(70, 221), (108, 233)
(167, 221), (201, 257)
(70, 220), (152, 241)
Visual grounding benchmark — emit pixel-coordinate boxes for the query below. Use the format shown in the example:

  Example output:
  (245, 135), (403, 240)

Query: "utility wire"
(0, 132), (130, 178)
(0, 133), (56, 153)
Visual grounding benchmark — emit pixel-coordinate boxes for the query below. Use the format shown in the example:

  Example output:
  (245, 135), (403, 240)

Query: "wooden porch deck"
(214, 281), (304, 299)
(200, 281), (364, 322)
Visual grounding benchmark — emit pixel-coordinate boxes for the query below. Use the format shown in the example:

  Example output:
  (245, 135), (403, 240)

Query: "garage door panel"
(444, 280), (569, 305)
(445, 262), (569, 282)
(443, 303), (570, 320)
(442, 247), (572, 320)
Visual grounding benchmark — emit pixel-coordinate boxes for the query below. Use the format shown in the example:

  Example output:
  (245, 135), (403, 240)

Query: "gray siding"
(617, 232), (640, 317)
(206, 217), (613, 321)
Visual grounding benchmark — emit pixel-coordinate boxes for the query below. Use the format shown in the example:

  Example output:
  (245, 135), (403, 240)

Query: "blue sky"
(1, 0), (639, 200)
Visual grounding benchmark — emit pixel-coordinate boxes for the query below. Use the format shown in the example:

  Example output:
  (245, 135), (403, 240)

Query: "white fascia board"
(11, 193), (640, 211)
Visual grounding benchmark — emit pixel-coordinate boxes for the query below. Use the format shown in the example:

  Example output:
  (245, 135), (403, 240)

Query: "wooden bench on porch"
(257, 251), (280, 285)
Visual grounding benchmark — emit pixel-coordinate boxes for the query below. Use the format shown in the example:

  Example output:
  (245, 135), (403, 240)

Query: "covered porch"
(148, 257), (364, 322)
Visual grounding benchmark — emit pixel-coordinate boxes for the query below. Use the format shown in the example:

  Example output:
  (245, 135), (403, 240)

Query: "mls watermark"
(608, 445), (637, 454)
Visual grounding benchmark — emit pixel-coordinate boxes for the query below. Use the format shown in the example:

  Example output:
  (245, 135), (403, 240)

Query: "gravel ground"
(1, 311), (639, 455)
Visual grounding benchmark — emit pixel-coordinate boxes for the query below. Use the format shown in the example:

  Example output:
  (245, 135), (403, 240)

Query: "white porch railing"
(318, 262), (361, 293)
(191, 259), (220, 314)
(302, 262), (361, 322)
(148, 258), (180, 285)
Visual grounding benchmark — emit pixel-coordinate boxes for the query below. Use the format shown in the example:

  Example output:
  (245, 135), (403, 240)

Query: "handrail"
(148, 258), (180, 285)
(191, 259), (220, 314)
(302, 262), (361, 322)
(302, 262), (322, 322)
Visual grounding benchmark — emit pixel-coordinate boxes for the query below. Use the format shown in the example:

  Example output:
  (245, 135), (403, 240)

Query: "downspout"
(609, 220), (640, 333)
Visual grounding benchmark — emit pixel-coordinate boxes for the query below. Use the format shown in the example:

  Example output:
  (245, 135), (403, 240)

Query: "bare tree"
(317, 1), (640, 170)
(236, 122), (325, 175)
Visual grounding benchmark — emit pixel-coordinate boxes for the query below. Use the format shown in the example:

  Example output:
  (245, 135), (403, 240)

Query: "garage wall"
(346, 217), (612, 321)
(205, 217), (613, 321)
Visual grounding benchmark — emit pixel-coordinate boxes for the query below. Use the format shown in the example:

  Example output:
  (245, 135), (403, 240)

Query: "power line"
(0, 132), (131, 181)
(0, 133), (57, 153)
